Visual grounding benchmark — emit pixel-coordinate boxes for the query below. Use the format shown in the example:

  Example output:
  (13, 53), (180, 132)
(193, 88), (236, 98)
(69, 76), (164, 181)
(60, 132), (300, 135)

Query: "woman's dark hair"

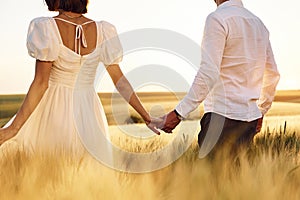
(45, 0), (88, 14)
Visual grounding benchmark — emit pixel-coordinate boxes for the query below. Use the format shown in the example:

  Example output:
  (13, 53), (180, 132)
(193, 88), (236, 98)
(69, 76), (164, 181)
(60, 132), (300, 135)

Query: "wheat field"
(1, 91), (300, 199)
(0, 121), (299, 200)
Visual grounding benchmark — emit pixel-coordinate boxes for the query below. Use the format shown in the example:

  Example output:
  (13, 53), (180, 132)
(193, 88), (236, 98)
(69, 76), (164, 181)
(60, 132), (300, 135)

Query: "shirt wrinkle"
(176, 0), (280, 121)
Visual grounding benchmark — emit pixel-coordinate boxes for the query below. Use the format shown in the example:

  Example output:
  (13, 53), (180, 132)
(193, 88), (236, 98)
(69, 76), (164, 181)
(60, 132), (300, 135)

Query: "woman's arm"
(106, 64), (160, 134)
(0, 60), (52, 144)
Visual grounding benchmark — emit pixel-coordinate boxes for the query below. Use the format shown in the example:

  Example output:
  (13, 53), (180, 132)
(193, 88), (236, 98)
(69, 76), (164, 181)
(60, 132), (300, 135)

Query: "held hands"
(147, 110), (182, 134)
(143, 110), (182, 135)
(143, 115), (163, 135)
(158, 110), (182, 133)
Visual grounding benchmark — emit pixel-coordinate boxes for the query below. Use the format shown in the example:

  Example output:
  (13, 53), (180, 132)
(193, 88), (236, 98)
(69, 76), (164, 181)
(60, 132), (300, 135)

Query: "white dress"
(3, 17), (123, 160)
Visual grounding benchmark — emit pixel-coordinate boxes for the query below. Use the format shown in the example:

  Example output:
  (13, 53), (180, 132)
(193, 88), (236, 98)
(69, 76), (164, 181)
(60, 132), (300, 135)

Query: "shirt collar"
(217, 0), (244, 9)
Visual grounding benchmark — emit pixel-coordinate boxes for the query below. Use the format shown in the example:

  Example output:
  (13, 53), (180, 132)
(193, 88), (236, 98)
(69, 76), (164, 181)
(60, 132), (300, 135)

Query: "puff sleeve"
(26, 17), (59, 61)
(101, 21), (123, 66)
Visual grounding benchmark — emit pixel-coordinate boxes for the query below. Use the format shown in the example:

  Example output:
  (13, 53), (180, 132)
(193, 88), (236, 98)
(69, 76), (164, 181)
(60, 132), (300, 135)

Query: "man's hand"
(256, 116), (264, 133)
(159, 110), (182, 133)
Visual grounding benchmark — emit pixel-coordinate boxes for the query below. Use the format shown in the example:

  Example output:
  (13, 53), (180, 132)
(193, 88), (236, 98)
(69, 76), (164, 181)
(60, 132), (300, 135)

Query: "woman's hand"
(1, 60), (52, 143)
(0, 127), (18, 145)
(144, 116), (163, 135)
(106, 64), (162, 135)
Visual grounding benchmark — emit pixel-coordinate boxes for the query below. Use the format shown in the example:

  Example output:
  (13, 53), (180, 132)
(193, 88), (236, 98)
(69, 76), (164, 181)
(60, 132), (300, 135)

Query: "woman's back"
(54, 13), (97, 56)
(2, 15), (123, 153)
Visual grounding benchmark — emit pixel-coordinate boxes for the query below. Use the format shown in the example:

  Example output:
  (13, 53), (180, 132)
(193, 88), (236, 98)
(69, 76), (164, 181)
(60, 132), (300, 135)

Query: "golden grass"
(1, 91), (300, 199)
(0, 123), (300, 200)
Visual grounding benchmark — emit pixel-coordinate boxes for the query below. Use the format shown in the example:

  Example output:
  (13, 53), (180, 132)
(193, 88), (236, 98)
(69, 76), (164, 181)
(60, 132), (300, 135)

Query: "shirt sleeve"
(101, 21), (123, 66)
(175, 13), (226, 118)
(26, 17), (59, 61)
(257, 41), (280, 115)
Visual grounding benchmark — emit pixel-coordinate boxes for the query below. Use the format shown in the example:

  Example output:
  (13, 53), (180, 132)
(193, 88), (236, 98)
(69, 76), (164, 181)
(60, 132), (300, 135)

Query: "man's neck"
(216, 0), (229, 6)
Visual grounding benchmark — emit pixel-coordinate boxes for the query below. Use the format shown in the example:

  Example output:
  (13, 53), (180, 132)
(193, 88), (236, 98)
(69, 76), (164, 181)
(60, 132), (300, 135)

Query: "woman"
(0, 0), (160, 156)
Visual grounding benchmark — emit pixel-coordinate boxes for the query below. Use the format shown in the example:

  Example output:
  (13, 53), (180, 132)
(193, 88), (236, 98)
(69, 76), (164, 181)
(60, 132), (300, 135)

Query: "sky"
(0, 0), (300, 94)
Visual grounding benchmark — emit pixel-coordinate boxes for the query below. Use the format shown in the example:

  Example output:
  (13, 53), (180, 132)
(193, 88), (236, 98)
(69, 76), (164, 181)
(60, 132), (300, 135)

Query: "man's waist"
(203, 103), (262, 122)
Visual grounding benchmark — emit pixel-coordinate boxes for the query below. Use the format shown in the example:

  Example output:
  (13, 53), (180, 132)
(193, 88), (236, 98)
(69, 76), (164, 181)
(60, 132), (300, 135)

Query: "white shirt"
(176, 0), (280, 121)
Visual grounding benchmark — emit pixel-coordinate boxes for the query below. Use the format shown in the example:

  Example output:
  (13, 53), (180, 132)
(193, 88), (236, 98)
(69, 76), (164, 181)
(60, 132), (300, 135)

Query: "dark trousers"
(198, 112), (259, 161)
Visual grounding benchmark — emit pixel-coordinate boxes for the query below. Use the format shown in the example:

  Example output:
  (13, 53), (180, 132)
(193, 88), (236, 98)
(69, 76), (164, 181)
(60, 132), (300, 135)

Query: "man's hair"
(45, 0), (88, 14)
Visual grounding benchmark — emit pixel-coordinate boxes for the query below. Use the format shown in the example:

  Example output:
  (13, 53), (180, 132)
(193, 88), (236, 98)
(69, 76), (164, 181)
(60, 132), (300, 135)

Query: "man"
(159, 0), (280, 159)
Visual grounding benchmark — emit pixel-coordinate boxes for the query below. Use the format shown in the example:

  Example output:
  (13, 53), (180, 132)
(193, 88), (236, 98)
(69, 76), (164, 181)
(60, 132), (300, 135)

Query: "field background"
(1, 90), (300, 128)
(1, 91), (300, 199)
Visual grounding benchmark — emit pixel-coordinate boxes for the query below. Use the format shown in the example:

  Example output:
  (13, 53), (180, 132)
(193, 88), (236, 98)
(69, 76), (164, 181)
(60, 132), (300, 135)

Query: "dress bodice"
(26, 17), (123, 89)
(49, 43), (101, 89)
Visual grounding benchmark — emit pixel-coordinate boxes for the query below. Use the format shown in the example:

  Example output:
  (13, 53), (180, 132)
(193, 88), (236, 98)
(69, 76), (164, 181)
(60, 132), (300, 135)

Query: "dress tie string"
(54, 17), (94, 55)
(75, 25), (88, 55)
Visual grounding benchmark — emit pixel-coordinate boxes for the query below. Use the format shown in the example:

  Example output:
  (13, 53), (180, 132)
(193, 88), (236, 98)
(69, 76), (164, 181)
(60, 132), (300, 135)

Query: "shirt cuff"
(175, 101), (191, 119)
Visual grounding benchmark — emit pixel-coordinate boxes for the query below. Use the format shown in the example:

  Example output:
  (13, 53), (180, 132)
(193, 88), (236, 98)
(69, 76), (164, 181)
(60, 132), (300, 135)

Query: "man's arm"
(175, 13), (226, 118)
(159, 14), (226, 133)
(257, 41), (280, 115)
